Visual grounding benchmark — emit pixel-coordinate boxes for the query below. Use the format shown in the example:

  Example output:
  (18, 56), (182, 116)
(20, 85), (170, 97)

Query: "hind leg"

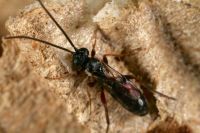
(100, 88), (110, 133)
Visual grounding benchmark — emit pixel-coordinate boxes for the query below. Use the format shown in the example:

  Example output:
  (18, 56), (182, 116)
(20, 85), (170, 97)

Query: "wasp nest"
(0, 0), (200, 133)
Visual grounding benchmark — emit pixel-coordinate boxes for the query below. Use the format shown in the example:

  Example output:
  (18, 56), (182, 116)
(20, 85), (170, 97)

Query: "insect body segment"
(103, 76), (148, 116)
(86, 58), (106, 78)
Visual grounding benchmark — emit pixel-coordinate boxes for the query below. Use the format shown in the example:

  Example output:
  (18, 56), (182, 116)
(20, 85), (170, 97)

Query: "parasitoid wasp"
(4, 0), (176, 132)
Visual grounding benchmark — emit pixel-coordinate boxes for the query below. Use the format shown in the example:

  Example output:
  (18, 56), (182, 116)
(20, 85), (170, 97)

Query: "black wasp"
(4, 0), (176, 132)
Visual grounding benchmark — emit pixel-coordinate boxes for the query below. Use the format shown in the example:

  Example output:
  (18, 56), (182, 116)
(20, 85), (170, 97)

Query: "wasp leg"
(103, 47), (145, 61)
(123, 74), (136, 80)
(85, 86), (92, 115)
(100, 89), (110, 133)
(91, 28), (98, 58)
(102, 52), (132, 64)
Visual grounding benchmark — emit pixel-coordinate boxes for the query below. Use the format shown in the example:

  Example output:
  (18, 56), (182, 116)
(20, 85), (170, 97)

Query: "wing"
(101, 61), (140, 90)
(101, 61), (125, 80)
(101, 61), (176, 101)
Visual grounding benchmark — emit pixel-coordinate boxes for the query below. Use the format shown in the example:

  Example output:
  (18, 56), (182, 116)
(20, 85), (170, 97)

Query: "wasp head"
(72, 48), (89, 71)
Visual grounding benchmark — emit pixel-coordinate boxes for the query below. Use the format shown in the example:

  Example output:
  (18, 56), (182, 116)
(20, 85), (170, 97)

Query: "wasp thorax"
(86, 58), (106, 78)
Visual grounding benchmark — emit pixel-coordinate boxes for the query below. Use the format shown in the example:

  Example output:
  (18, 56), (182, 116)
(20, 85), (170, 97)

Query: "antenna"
(4, 36), (74, 53)
(140, 84), (176, 101)
(37, 0), (77, 51)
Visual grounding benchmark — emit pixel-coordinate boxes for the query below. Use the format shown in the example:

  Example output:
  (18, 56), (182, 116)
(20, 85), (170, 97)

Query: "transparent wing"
(101, 62), (125, 80)
(101, 61), (140, 89)
(102, 62), (176, 101)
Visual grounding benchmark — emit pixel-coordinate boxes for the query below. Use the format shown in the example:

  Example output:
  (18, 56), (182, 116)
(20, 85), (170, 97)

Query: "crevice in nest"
(0, 36), (3, 57)
(150, 1), (200, 80)
(147, 117), (192, 133)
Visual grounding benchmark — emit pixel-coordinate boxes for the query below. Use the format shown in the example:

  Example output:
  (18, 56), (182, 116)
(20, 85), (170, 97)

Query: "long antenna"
(4, 36), (74, 53)
(149, 89), (176, 101)
(37, 0), (77, 51)
(140, 84), (176, 101)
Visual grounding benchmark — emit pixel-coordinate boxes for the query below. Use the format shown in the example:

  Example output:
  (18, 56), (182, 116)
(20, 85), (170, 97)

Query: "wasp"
(4, 0), (175, 132)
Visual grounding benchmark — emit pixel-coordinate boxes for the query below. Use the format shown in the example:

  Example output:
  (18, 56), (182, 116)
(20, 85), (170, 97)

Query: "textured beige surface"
(0, 41), (88, 133)
(0, 0), (33, 36)
(1, 0), (200, 133)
